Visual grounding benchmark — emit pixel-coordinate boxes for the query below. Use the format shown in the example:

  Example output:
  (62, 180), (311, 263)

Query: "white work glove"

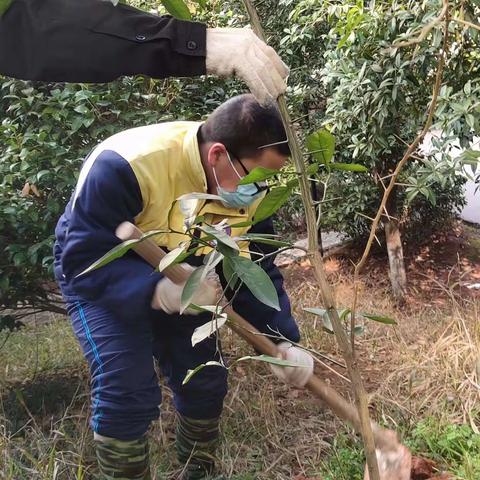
(270, 341), (314, 388)
(151, 264), (217, 315)
(206, 28), (289, 105)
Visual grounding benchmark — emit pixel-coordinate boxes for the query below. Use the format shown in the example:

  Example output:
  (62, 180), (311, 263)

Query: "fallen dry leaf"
(411, 456), (436, 479)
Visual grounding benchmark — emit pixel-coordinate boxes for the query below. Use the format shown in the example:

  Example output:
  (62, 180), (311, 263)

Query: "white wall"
(421, 131), (479, 225)
(462, 166), (480, 224)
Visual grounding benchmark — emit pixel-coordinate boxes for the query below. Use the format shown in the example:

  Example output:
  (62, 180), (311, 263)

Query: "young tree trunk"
(384, 219), (407, 301)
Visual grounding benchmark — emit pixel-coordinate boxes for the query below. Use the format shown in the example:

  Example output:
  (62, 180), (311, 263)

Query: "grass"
(1, 249), (479, 479)
(407, 417), (480, 479)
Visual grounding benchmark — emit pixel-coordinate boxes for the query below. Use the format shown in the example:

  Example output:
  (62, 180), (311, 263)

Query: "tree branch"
(451, 16), (480, 33)
(242, 1), (382, 479)
(392, 0), (449, 48)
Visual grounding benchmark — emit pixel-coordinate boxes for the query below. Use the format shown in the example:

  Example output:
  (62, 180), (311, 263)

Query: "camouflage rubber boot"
(94, 432), (151, 480)
(176, 414), (220, 480)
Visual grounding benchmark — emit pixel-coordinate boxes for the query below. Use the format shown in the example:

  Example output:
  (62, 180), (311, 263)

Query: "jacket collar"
(182, 122), (248, 218)
(182, 122), (208, 194)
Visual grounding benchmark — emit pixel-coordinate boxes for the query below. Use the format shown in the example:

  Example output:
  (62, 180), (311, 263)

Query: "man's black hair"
(198, 94), (290, 159)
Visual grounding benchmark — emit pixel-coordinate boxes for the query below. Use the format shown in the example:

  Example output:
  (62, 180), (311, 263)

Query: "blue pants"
(67, 298), (299, 441)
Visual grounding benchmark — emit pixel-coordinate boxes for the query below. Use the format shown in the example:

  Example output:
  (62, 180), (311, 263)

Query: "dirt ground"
(282, 221), (480, 368)
(273, 221), (480, 479)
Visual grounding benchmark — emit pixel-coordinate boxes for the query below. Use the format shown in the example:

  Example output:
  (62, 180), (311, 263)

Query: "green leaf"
(160, 0), (191, 19)
(180, 250), (221, 313)
(253, 186), (292, 223)
(174, 247), (197, 265)
(236, 354), (307, 368)
(222, 257), (239, 289)
(238, 167), (278, 185)
(215, 241), (240, 258)
(230, 186), (292, 228)
(202, 249), (224, 269)
(188, 304), (225, 315)
(195, 0), (207, 7)
(304, 307), (338, 334)
(36, 169), (50, 181)
(466, 114), (475, 129)
(77, 240), (139, 276)
(158, 244), (187, 272)
(178, 192), (224, 202)
(306, 129), (335, 164)
(74, 104), (89, 115)
(177, 193), (223, 228)
(0, 0), (13, 16)
(229, 256), (280, 310)
(237, 234), (292, 248)
(182, 361), (224, 385)
(180, 265), (207, 313)
(303, 307), (327, 317)
(458, 149), (480, 167)
(77, 230), (168, 276)
(353, 326), (365, 336)
(464, 81), (472, 96)
(320, 315), (334, 334)
(191, 316), (228, 347)
(330, 163), (367, 172)
(200, 225), (239, 251)
(361, 313), (397, 325)
(307, 163), (319, 175)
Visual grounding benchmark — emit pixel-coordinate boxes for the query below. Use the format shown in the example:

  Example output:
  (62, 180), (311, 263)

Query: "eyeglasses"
(229, 151), (270, 197)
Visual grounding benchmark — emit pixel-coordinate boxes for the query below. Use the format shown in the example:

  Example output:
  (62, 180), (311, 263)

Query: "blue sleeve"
(60, 149), (162, 319)
(218, 218), (300, 343)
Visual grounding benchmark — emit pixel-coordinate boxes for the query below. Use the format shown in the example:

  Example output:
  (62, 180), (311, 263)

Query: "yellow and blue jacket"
(54, 122), (299, 341)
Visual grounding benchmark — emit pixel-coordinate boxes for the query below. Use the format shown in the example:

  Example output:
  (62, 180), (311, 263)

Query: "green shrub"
(0, 77), (181, 322)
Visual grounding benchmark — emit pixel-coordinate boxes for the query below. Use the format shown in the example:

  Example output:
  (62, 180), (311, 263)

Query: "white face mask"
(213, 151), (265, 209)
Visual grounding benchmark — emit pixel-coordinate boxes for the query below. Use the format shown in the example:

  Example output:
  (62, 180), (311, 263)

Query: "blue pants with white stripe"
(67, 300), (228, 441)
(67, 281), (300, 441)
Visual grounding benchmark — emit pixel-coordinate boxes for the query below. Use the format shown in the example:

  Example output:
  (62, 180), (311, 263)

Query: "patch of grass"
(317, 417), (480, 480)
(465, 237), (480, 262)
(0, 317), (93, 480)
(0, 316), (82, 384)
(407, 417), (480, 480)
(318, 432), (364, 480)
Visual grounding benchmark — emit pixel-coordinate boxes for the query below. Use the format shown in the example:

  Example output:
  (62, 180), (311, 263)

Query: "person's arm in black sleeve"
(0, 0), (206, 82)
(218, 217), (301, 343)
(60, 149), (163, 319)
